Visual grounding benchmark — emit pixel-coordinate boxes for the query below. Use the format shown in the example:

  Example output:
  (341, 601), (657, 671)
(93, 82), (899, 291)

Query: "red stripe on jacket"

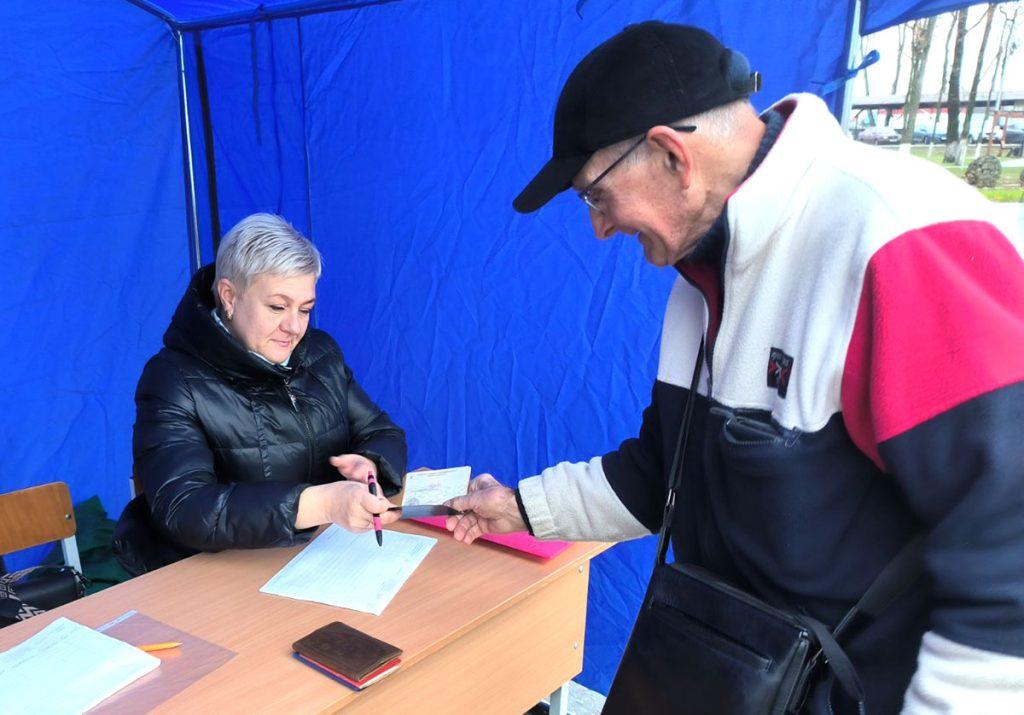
(842, 220), (1024, 469)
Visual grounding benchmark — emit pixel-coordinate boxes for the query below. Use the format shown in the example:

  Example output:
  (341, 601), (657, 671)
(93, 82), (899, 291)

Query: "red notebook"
(293, 652), (401, 690)
(292, 621), (403, 691)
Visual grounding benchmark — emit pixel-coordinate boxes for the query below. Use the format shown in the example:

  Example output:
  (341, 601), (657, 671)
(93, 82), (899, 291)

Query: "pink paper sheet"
(413, 516), (571, 559)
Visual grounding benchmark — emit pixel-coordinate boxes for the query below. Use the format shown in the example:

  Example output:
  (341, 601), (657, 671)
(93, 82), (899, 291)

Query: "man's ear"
(647, 126), (693, 190)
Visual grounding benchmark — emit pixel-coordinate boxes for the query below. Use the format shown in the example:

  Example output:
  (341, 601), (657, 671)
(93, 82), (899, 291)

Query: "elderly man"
(447, 21), (1024, 713)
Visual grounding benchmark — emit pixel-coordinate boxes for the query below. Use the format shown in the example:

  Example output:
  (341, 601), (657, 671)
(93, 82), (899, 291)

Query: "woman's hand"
(295, 481), (399, 532)
(329, 453), (377, 484)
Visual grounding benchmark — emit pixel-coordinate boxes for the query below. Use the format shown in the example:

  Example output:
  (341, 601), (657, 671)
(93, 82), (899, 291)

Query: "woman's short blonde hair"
(214, 213), (322, 307)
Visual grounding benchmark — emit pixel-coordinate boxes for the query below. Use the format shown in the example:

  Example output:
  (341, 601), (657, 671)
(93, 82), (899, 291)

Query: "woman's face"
(218, 272), (317, 364)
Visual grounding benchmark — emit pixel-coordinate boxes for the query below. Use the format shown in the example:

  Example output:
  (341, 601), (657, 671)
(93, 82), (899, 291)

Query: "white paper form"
(260, 525), (436, 615)
(0, 617), (159, 715)
(402, 466), (471, 506)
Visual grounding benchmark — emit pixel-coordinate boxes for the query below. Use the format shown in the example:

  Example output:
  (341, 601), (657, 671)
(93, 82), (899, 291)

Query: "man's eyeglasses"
(577, 124), (697, 214)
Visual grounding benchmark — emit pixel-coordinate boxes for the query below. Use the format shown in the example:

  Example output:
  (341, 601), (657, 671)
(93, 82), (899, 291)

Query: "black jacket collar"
(163, 265), (307, 382)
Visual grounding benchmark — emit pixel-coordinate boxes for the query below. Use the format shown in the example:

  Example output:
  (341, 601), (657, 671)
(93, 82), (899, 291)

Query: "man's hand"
(444, 474), (526, 544)
(329, 453), (376, 484)
(296, 481), (399, 532)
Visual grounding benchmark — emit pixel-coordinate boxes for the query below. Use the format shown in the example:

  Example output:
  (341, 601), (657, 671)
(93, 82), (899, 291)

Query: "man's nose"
(589, 209), (616, 240)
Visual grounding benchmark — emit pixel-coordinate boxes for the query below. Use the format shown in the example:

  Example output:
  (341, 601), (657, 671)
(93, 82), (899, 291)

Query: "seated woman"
(115, 213), (405, 574)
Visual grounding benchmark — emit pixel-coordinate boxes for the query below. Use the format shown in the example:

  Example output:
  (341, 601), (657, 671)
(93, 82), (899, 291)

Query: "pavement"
(525, 681), (606, 715)
(563, 681), (606, 714)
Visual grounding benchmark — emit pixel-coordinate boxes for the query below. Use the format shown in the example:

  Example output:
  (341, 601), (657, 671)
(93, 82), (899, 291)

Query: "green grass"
(898, 145), (1023, 200)
(979, 187), (1024, 202)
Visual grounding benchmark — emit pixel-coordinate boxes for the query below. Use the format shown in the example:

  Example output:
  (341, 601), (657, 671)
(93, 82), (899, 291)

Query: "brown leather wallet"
(292, 621), (402, 682)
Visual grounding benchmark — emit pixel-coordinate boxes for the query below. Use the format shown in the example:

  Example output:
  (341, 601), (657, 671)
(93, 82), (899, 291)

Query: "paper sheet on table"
(260, 525), (436, 615)
(0, 617), (159, 715)
(402, 466), (470, 506)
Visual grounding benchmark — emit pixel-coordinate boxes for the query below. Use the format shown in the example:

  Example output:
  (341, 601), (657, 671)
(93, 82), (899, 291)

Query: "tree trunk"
(944, 10), (969, 162)
(886, 25), (907, 126)
(902, 17), (938, 144)
(987, 3), (1022, 155)
(962, 4), (997, 141)
(978, 17), (1007, 157)
(929, 15), (957, 152)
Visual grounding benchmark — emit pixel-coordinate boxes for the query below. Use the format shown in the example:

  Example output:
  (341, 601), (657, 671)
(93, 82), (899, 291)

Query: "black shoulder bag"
(604, 339), (923, 714)
(0, 566), (88, 628)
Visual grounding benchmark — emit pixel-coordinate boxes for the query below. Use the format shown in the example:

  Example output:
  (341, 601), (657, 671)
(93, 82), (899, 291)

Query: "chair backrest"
(0, 482), (82, 572)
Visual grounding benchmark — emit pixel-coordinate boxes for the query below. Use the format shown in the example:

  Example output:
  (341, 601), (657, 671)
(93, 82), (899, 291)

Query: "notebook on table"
(292, 621), (402, 691)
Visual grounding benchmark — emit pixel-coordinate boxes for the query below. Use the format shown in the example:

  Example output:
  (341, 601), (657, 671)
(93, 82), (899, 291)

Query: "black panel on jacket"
(879, 381), (1024, 658)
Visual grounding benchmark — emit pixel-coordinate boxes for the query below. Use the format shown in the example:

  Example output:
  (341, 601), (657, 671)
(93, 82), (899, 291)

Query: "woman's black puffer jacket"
(114, 265), (406, 574)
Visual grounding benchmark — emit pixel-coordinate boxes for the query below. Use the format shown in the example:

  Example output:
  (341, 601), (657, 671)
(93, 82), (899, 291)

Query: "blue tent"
(0, 0), (987, 693)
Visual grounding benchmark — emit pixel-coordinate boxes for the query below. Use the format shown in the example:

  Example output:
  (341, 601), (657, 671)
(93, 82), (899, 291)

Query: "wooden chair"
(0, 482), (82, 572)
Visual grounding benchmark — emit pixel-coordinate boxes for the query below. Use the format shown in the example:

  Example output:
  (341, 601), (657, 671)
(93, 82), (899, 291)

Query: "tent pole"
(174, 28), (203, 274)
(840, 0), (864, 136)
(296, 18), (314, 244)
(194, 31), (223, 251)
(296, 17), (317, 329)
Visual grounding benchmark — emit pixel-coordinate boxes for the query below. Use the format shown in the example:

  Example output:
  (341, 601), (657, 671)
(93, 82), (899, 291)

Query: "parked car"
(858, 125), (901, 145)
(1004, 123), (1024, 156)
(912, 126), (938, 144)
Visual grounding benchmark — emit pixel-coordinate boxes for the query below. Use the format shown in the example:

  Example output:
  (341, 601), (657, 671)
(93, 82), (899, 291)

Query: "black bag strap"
(654, 337), (705, 566)
(0, 596), (45, 624)
(802, 615), (865, 704)
(832, 534), (925, 640)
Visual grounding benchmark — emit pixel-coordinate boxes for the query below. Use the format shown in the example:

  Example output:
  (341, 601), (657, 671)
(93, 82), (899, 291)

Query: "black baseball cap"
(513, 21), (760, 213)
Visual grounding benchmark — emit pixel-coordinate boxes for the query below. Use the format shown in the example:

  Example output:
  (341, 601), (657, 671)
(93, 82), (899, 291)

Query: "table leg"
(549, 682), (570, 715)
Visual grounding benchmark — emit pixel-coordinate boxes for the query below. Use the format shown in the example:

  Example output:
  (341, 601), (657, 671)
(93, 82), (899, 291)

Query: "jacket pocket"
(708, 407), (851, 589)
(716, 408), (787, 446)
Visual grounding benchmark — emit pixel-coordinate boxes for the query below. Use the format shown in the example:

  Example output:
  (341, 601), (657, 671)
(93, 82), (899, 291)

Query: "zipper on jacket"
(284, 380), (315, 483)
(707, 223), (733, 397)
(677, 274), (716, 397)
(709, 271), (724, 395)
(678, 218), (735, 397)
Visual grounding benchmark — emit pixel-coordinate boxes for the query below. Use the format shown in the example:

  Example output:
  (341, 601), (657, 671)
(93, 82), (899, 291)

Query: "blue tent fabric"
(0, 1), (190, 568)
(862, 0), (996, 34)
(4, 0), (984, 696)
(191, 0), (856, 692)
(129, 0), (403, 29)
(188, 21), (313, 247)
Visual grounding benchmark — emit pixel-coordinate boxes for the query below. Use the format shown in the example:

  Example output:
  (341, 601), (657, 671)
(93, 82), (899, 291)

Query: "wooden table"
(0, 521), (608, 714)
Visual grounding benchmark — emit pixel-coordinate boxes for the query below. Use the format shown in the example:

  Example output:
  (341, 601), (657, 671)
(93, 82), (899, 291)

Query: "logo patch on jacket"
(767, 347), (793, 398)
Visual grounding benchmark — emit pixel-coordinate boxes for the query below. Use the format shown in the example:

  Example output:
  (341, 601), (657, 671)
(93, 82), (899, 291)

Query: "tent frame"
(123, 0), (405, 267)
(121, 0), (979, 271)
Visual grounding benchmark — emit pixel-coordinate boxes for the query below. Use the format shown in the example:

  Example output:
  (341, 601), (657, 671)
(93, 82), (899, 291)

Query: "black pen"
(367, 472), (383, 547)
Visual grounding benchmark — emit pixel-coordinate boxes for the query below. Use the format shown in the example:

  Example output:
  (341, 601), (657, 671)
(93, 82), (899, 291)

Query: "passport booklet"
(292, 621), (402, 690)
